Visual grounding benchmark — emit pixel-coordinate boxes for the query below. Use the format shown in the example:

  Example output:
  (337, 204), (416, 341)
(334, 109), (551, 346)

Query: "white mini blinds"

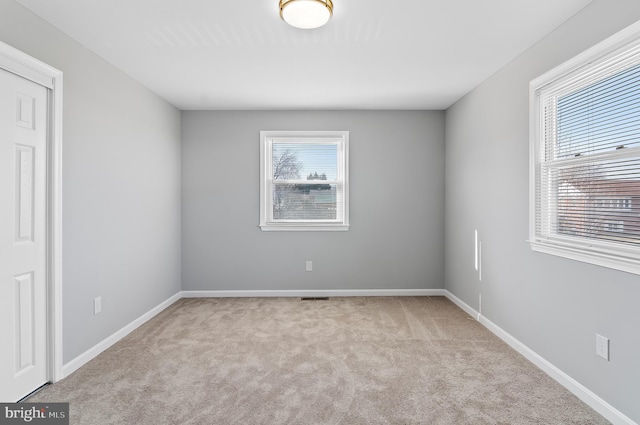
(530, 21), (640, 275)
(260, 131), (349, 231)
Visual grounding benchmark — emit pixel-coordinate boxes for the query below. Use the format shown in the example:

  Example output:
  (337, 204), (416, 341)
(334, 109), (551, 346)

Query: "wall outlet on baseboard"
(596, 334), (609, 361)
(94, 297), (102, 315)
(305, 261), (313, 272)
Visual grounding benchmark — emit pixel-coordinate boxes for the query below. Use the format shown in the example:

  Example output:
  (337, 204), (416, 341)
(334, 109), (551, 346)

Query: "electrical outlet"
(305, 261), (312, 272)
(596, 334), (609, 361)
(94, 297), (102, 315)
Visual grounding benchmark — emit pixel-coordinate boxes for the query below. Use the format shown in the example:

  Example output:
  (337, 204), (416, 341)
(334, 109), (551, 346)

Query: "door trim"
(0, 41), (63, 383)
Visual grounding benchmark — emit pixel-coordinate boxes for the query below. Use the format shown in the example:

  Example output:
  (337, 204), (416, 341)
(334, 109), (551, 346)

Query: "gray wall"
(445, 0), (640, 421)
(0, 0), (182, 362)
(182, 111), (444, 292)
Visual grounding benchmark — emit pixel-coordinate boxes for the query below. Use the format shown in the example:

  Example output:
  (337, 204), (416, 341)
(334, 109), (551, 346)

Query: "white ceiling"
(16, 0), (593, 110)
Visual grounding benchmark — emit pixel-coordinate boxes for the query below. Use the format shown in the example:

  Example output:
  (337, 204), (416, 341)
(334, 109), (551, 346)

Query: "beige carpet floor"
(29, 297), (609, 424)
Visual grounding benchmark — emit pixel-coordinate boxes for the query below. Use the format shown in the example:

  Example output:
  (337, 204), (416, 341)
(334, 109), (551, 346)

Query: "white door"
(0, 68), (48, 402)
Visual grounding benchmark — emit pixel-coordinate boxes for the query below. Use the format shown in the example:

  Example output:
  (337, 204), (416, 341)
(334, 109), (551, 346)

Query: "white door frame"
(0, 41), (63, 383)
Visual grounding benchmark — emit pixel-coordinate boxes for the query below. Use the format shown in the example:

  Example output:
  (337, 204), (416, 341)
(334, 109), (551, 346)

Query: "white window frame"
(259, 130), (349, 231)
(529, 20), (640, 276)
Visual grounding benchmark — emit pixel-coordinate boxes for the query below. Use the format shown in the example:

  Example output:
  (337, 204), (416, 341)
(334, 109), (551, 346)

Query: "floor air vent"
(301, 297), (329, 301)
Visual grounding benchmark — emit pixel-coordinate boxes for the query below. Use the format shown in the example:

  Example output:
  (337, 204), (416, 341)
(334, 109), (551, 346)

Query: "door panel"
(0, 69), (47, 402)
(15, 272), (35, 373)
(15, 144), (34, 243)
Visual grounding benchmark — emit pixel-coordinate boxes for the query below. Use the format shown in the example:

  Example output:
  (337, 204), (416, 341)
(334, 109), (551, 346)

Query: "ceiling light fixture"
(279, 0), (333, 29)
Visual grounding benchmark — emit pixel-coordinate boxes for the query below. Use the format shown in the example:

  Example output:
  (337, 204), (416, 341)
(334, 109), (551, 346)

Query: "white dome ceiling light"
(279, 0), (334, 29)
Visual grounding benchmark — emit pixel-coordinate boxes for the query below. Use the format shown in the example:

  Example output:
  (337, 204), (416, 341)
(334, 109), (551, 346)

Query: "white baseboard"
(441, 290), (479, 320)
(182, 288), (446, 298)
(443, 290), (637, 425)
(62, 292), (182, 378)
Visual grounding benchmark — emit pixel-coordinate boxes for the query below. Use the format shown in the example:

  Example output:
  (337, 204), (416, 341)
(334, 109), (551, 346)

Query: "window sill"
(259, 223), (350, 232)
(529, 238), (640, 276)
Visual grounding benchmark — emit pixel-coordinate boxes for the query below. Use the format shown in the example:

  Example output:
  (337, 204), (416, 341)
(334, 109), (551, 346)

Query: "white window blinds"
(272, 142), (342, 221)
(260, 131), (349, 231)
(538, 56), (640, 247)
(531, 24), (640, 275)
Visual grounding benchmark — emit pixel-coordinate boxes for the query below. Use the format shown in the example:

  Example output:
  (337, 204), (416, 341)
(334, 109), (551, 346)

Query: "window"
(259, 131), (349, 231)
(530, 22), (640, 275)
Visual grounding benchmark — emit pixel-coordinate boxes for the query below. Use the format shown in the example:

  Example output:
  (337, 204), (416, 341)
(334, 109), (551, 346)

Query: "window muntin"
(530, 24), (640, 275)
(260, 131), (349, 231)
